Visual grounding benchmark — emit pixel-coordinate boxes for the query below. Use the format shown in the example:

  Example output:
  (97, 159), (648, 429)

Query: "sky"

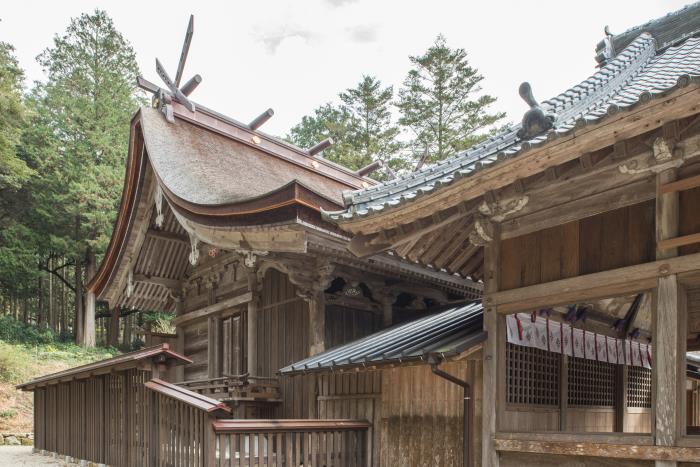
(1, 0), (692, 137)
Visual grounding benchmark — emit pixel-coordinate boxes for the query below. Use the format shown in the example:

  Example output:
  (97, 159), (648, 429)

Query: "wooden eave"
(17, 344), (192, 391)
(337, 84), (700, 236)
(88, 106), (370, 300)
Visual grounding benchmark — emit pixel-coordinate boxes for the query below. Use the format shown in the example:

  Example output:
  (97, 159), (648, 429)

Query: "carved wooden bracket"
(469, 214), (495, 246)
(618, 137), (683, 175)
(478, 195), (529, 222)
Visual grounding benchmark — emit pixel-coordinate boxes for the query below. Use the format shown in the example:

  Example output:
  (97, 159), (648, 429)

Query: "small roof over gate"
(280, 302), (485, 375)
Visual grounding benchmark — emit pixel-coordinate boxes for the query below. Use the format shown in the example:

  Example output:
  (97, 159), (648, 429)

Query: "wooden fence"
(213, 419), (371, 466)
(32, 369), (229, 467)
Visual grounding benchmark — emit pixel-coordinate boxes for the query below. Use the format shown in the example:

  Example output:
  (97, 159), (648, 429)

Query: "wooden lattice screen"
(568, 357), (616, 407)
(506, 343), (560, 406)
(627, 366), (652, 408)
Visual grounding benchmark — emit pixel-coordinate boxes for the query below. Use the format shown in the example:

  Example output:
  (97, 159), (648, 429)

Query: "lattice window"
(506, 343), (560, 406)
(627, 366), (652, 408)
(568, 357), (616, 407)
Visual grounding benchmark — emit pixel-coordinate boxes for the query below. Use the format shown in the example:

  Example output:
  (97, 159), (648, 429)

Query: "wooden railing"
(177, 373), (282, 403)
(213, 419), (371, 467)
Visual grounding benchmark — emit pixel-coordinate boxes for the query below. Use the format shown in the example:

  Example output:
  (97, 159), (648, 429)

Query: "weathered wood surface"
(499, 202), (655, 291)
(494, 438), (700, 462)
(488, 251), (700, 314)
(214, 419), (370, 467)
(34, 368), (215, 467)
(483, 226), (501, 467)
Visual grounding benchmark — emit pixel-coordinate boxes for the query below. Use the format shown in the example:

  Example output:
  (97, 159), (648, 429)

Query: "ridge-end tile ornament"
(516, 82), (555, 140)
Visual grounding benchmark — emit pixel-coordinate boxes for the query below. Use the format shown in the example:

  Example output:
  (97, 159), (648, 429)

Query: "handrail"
(145, 378), (231, 414)
(213, 419), (371, 433)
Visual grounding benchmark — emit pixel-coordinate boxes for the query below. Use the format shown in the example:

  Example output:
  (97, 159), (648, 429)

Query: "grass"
(0, 317), (118, 433)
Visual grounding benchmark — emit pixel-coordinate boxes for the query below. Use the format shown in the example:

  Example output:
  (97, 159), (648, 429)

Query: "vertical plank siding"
(500, 201), (655, 290)
(258, 269), (313, 419)
(32, 369), (215, 467)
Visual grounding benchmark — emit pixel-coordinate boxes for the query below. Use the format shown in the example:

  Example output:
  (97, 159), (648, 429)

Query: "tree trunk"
(108, 307), (120, 347)
(83, 249), (96, 347)
(123, 313), (131, 349)
(74, 259), (84, 345)
(37, 275), (45, 328)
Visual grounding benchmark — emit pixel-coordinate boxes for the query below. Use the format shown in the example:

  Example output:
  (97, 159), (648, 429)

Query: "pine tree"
(288, 76), (403, 177)
(339, 76), (402, 170)
(22, 10), (143, 346)
(396, 35), (505, 164)
(0, 42), (32, 198)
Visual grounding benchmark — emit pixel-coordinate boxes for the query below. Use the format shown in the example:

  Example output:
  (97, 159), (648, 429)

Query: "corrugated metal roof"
(328, 30), (700, 223)
(279, 302), (484, 375)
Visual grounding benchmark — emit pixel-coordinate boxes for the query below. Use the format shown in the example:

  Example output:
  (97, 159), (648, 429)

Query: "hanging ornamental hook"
(516, 82), (555, 140)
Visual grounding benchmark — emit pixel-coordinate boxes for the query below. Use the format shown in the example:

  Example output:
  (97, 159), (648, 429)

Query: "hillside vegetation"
(0, 316), (116, 433)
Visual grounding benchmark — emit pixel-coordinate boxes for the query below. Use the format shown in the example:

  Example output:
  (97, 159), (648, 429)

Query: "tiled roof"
(279, 302), (484, 375)
(327, 32), (700, 223)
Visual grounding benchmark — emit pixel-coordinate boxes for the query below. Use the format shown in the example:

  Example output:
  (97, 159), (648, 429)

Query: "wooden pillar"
(482, 225), (501, 467)
(560, 354), (569, 431)
(175, 327), (185, 382)
(654, 275), (683, 445)
(654, 141), (682, 465)
(245, 265), (260, 377)
(380, 293), (395, 328)
(208, 316), (222, 378)
(308, 290), (326, 356)
(108, 307), (120, 348)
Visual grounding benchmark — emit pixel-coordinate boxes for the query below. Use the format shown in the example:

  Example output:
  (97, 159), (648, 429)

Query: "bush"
(0, 315), (57, 346)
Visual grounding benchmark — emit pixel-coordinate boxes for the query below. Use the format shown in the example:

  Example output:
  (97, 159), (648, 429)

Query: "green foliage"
(339, 76), (403, 171)
(0, 409), (17, 419)
(23, 9), (144, 259)
(0, 315), (56, 346)
(0, 42), (32, 193)
(141, 310), (175, 335)
(396, 35), (505, 163)
(288, 75), (408, 178)
(287, 103), (360, 167)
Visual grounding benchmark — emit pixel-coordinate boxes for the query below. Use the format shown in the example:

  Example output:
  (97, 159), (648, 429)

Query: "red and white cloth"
(506, 313), (652, 369)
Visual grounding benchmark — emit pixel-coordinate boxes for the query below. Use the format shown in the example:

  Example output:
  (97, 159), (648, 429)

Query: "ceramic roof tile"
(327, 32), (700, 223)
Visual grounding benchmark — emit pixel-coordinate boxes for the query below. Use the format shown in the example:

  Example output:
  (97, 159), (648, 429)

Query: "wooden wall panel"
(257, 268), (313, 419)
(378, 360), (481, 467)
(325, 305), (382, 350)
(317, 372), (382, 466)
(183, 320), (208, 381)
(680, 186), (700, 255)
(499, 201), (655, 291)
(687, 287), (700, 345)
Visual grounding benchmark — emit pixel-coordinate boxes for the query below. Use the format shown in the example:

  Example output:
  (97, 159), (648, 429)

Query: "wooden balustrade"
(177, 373), (282, 403)
(213, 419), (371, 467)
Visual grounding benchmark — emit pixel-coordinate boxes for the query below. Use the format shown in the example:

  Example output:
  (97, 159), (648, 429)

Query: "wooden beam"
(502, 176), (656, 239)
(146, 229), (189, 245)
(488, 252), (700, 314)
(171, 292), (252, 326)
(133, 273), (180, 290)
(660, 173), (700, 194)
(658, 232), (700, 251)
(494, 438), (700, 462)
